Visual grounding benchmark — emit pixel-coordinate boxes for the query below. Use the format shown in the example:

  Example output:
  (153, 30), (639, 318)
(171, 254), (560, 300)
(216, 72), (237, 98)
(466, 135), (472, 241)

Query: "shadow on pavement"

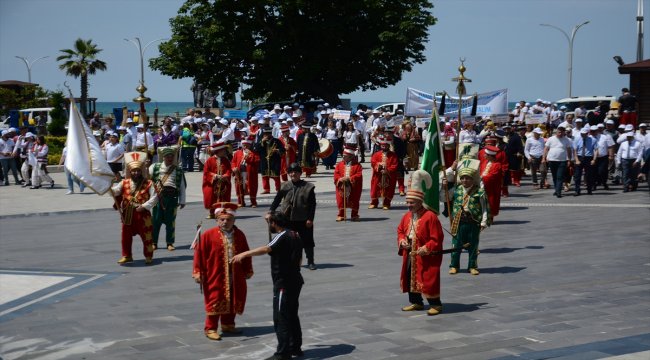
(233, 325), (274, 337)
(159, 255), (194, 263)
(478, 266), (526, 274)
(305, 263), (353, 270)
(303, 344), (356, 359)
(359, 217), (390, 222)
(500, 206), (529, 211)
(480, 246), (544, 254)
(492, 220), (531, 225)
(442, 302), (489, 314)
(506, 193), (532, 198)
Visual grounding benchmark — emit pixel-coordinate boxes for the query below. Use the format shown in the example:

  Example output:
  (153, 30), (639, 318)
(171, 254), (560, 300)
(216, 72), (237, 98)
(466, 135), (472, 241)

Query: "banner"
(419, 102), (443, 213)
(65, 99), (114, 195)
(525, 113), (546, 124)
(405, 87), (435, 117)
(405, 88), (508, 118)
(441, 89), (508, 117)
(332, 110), (351, 120)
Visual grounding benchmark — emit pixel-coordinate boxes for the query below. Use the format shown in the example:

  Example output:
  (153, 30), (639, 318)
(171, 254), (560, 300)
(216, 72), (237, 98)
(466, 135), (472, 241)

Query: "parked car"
(374, 102), (405, 114)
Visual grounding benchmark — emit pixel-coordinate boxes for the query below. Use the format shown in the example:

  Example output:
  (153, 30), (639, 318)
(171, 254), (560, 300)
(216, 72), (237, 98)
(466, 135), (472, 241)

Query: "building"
(618, 59), (650, 124)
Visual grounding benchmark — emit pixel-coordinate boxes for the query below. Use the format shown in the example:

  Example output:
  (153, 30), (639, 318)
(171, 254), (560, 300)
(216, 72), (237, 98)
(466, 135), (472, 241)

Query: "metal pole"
(540, 21), (589, 98)
(15, 56), (49, 83)
(638, 0), (644, 62)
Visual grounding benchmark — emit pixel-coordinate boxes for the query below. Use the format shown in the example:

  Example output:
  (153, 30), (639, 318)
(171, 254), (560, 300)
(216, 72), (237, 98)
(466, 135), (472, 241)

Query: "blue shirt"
(573, 135), (596, 157)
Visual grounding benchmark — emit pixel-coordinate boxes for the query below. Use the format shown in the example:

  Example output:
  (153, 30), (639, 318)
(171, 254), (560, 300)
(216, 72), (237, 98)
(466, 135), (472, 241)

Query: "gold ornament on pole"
(451, 58), (471, 161)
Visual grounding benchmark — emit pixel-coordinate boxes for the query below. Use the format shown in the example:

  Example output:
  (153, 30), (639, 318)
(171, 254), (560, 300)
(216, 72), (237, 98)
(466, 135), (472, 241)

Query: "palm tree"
(57, 38), (107, 117)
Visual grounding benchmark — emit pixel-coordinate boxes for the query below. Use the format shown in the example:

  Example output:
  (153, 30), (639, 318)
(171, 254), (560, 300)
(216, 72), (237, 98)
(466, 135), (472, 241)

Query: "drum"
(318, 138), (333, 159)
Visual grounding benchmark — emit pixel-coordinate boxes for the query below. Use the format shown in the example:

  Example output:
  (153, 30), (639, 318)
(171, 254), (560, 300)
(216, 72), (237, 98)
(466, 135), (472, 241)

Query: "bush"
(47, 91), (68, 136)
(45, 136), (66, 165)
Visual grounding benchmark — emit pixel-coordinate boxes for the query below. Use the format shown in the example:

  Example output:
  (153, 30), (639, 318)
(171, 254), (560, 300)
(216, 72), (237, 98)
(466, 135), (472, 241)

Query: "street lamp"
(15, 55), (49, 83)
(124, 37), (166, 114)
(540, 21), (590, 98)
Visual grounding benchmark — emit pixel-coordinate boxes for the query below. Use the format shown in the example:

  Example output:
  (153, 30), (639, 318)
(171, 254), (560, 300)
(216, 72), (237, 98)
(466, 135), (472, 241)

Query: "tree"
(56, 38), (107, 117)
(151, 0), (436, 105)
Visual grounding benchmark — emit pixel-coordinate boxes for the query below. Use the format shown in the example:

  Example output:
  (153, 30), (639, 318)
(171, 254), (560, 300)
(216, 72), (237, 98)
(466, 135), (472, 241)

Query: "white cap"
(536, 98), (543, 103)
(273, 104), (281, 110)
(639, 123), (647, 128)
(8, 127), (18, 133)
(323, 103), (330, 108)
(605, 119), (615, 125)
(575, 118), (583, 123)
(596, 123), (604, 129)
(618, 124), (626, 129)
(1, 130), (8, 136)
(136, 124), (144, 129)
(283, 105), (291, 110)
(624, 124), (634, 131)
(525, 102), (531, 106)
(533, 128), (543, 134)
(560, 106), (567, 110)
(291, 114), (299, 119)
(134, 111), (139, 115)
(219, 119), (228, 125)
(25, 132), (35, 138)
(515, 103), (521, 108)
(250, 116), (259, 122)
(126, 118), (134, 123)
(625, 132), (634, 137)
(580, 126), (590, 134)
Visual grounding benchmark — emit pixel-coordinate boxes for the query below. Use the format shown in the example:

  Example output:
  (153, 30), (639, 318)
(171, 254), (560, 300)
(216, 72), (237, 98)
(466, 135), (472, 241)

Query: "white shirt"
(219, 126), (235, 143)
(616, 139), (644, 164)
(135, 131), (154, 150)
(0, 137), (15, 159)
(459, 129), (478, 144)
(594, 133), (614, 158)
(544, 135), (573, 161)
(324, 128), (338, 141)
(343, 129), (359, 145)
(105, 142), (125, 163)
(524, 136), (545, 158)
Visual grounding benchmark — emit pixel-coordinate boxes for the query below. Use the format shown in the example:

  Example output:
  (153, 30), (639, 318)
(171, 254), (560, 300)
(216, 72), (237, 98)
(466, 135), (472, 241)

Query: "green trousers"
(450, 221), (480, 270)
(152, 195), (178, 246)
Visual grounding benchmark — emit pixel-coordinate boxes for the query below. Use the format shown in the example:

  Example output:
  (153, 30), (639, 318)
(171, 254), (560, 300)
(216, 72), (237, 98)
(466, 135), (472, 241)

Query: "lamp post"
(124, 37), (165, 118)
(15, 56), (49, 83)
(540, 21), (590, 98)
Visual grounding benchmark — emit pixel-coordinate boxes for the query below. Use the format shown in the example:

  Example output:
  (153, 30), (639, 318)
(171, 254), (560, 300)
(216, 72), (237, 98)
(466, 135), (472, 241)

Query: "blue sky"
(0, 0), (646, 103)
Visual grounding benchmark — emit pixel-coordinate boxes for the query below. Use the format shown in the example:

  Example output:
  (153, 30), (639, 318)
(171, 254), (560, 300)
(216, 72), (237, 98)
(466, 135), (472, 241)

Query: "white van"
(374, 103), (405, 114)
(555, 96), (615, 112)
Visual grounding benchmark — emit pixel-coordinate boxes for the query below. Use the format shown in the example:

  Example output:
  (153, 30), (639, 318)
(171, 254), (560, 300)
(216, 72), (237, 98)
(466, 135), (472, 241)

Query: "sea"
(94, 101), (521, 118)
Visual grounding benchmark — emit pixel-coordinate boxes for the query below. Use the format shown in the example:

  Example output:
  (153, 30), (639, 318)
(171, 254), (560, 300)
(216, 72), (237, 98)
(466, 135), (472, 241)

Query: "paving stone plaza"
(0, 168), (649, 359)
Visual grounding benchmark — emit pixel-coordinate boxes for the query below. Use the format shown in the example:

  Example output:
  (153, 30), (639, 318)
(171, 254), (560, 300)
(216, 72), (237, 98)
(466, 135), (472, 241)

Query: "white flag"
(64, 100), (114, 194)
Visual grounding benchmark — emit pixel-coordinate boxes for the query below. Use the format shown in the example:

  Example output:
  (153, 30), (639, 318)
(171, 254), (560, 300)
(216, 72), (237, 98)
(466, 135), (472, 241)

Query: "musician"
(385, 125), (408, 196)
(493, 130), (511, 197)
(479, 145), (503, 222)
(443, 163), (490, 276)
(279, 125), (298, 181)
(202, 143), (232, 219)
(400, 119), (421, 170)
(369, 136), (398, 210)
(231, 138), (260, 207)
(333, 146), (363, 222)
(255, 126), (285, 193)
(111, 152), (158, 265)
(296, 121), (319, 177)
(397, 170), (444, 316)
(150, 146), (186, 251)
(192, 202), (253, 341)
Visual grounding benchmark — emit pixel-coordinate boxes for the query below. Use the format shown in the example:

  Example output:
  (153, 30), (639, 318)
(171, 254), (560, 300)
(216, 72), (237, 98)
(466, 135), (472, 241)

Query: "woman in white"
(105, 132), (126, 180)
(30, 135), (54, 189)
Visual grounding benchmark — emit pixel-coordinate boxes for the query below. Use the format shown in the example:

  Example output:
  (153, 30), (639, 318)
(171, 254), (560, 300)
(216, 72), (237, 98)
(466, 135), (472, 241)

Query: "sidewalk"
(0, 164), (376, 218)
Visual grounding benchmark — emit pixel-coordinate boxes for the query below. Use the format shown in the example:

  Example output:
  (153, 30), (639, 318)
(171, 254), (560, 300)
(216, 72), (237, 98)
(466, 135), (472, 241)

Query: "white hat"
(323, 103), (330, 108)
(596, 123), (605, 129)
(283, 105), (291, 110)
(8, 127), (18, 133)
(291, 114), (299, 119)
(525, 102), (531, 106)
(639, 123), (647, 128)
(625, 132), (634, 137)
(536, 98), (543, 103)
(605, 119), (615, 125)
(575, 118), (583, 123)
(624, 124), (634, 131)
(560, 106), (567, 110)
(134, 111), (139, 115)
(580, 127), (590, 134)
(618, 124), (626, 129)
(25, 132), (35, 138)
(136, 124), (144, 129)
(219, 119), (228, 125)
(1, 130), (8, 136)
(515, 103), (521, 108)
(250, 116), (259, 122)
(263, 114), (271, 119)
(126, 118), (134, 123)
(533, 128), (543, 134)
(273, 104), (281, 110)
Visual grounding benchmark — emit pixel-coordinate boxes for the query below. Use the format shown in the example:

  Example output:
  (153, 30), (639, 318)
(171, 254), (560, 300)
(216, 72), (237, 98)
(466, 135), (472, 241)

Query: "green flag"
(419, 105), (443, 213)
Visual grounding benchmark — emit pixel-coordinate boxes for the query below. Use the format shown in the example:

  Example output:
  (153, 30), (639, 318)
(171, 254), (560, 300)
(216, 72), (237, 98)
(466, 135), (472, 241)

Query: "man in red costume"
(192, 202), (253, 341)
(203, 143), (232, 218)
(397, 170), (445, 316)
(369, 136), (398, 210)
(231, 138), (260, 208)
(333, 146), (363, 221)
(112, 151), (158, 265)
(479, 145), (503, 221)
(279, 125), (298, 181)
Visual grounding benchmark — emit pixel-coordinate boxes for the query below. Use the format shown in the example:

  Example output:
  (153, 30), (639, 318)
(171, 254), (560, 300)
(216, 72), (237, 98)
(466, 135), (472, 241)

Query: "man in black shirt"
(269, 162), (318, 270)
(618, 88), (638, 128)
(231, 212), (304, 360)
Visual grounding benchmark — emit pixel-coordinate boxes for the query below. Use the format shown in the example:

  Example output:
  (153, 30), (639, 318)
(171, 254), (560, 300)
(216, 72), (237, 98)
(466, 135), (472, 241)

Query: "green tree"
(56, 38), (107, 117)
(151, 0), (436, 105)
(47, 91), (68, 136)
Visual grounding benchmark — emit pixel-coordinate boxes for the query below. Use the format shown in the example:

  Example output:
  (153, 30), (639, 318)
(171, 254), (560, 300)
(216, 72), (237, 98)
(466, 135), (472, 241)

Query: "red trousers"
(121, 211), (154, 258)
(262, 176), (280, 192)
(619, 112), (637, 128)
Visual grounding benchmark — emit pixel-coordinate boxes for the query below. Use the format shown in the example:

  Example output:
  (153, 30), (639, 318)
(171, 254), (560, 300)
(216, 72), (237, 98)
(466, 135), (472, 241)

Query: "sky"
(0, 0), (647, 104)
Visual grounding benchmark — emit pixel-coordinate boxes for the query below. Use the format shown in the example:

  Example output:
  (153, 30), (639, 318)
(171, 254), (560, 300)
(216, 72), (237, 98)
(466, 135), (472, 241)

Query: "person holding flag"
(192, 202), (253, 341)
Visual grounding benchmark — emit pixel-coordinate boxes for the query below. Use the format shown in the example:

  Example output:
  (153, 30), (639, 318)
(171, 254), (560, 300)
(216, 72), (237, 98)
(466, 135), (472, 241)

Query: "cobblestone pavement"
(1, 168), (649, 359)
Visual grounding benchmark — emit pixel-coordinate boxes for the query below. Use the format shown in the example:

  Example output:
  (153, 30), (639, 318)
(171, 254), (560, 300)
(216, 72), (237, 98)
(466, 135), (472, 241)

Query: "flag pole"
(432, 97), (452, 225)
(451, 59), (471, 162)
